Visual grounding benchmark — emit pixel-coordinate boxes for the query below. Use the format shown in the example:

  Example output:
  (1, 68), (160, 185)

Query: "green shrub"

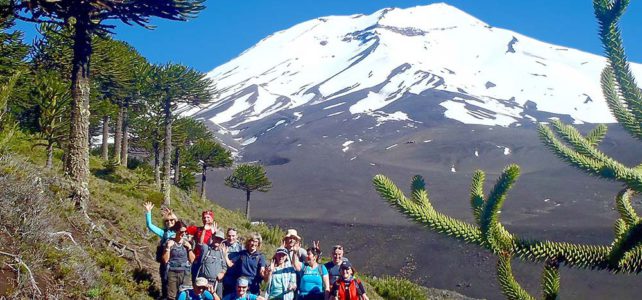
(366, 276), (427, 300)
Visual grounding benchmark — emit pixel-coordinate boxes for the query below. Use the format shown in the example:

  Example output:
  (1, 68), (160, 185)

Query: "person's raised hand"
(166, 240), (176, 249)
(143, 202), (153, 213)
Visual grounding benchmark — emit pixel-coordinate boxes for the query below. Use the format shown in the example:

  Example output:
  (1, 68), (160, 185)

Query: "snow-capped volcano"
(188, 3), (641, 143)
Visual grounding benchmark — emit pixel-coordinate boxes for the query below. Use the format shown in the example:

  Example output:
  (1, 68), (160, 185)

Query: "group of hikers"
(144, 202), (370, 300)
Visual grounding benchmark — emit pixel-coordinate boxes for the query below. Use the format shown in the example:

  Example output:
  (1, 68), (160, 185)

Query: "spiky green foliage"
(0, 71), (20, 151)
(373, 1), (642, 298)
(225, 164), (272, 220)
(1, 0), (207, 212)
(188, 137), (233, 199)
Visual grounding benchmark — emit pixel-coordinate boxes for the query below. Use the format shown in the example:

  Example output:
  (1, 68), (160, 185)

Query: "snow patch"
(266, 120), (287, 132)
(323, 102), (346, 110)
(241, 136), (257, 146)
(342, 140), (354, 152)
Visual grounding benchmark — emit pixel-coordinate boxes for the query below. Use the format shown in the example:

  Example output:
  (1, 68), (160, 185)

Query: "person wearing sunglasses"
(144, 202), (178, 299)
(164, 221), (196, 300)
(177, 277), (219, 300)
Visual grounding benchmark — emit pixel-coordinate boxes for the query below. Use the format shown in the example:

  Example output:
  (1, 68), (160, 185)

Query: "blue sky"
(15, 0), (642, 72)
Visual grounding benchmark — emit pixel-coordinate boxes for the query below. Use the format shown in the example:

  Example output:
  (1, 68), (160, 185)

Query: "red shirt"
(186, 225), (214, 257)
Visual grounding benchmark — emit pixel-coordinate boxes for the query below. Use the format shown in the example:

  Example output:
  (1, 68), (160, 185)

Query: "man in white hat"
(282, 229), (307, 265)
(177, 277), (217, 300)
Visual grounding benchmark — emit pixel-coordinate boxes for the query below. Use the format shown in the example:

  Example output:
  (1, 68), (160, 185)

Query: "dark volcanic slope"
(204, 122), (640, 299)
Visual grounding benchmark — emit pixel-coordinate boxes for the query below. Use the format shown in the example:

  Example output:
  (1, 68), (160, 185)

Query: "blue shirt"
(298, 264), (328, 296)
(222, 293), (259, 300)
(145, 212), (175, 239)
(177, 289), (215, 300)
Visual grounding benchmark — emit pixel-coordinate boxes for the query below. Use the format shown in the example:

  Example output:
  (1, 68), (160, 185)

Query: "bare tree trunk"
(65, 20), (92, 212)
(153, 141), (161, 188)
(46, 141), (54, 169)
(200, 165), (207, 200)
(173, 147), (181, 185)
(162, 97), (172, 206)
(120, 104), (129, 166)
(101, 115), (109, 160)
(245, 190), (251, 220)
(113, 102), (123, 163)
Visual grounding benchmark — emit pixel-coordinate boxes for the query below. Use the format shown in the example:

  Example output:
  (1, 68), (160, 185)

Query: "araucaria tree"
(373, 1), (642, 299)
(149, 63), (213, 206)
(0, 0), (205, 212)
(225, 164), (272, 221)
(189, 138), (233, 200)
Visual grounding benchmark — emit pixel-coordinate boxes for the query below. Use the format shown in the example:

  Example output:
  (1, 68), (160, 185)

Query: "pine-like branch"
(601, 67), (642, 140)
(497, 253), (535, 300)
(542, 258), (561, 300)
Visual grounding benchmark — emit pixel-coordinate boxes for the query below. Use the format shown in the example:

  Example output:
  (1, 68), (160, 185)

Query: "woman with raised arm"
(163, 221), (196, 300)
(296, 247), (329, 300)
(143, 202), (178, 299)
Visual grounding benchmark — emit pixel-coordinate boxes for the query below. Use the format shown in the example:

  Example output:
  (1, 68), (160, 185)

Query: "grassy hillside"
(0, 132), (474, 299)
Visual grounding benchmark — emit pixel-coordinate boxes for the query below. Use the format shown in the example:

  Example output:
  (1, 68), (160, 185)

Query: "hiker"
(177, 277), (219, 300)
(187, 210), (218, 281)
(223, 233), (267, 296)
(223, 277), (265, 300)
(143, 202), (177, 299)
(163, 220), (196, 300)
(196, 230), (228, 299)
(224, 227), (244, 254)
(330, 261), (368, 300)
(295, 247), (329, 300)
(324, 245), (349, 286)
(262, 247), (296, 300)
(282, 229), (306, 265)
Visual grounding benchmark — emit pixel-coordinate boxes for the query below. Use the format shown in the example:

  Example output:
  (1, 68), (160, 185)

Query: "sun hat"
(237, 277), (249, 287)
(195, 277), (209, 287)
(283, 229), (301, 240)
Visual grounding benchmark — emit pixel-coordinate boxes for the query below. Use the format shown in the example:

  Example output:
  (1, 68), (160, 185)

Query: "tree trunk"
(173, 147), (181, 185)
(162, 97), (172, 206)
(65, 20), (92, 212)
(200, 165), (207, 200)
(101, 115), (109, 160)
(120, 104), (129, 166)
(113, 102), (123, 163)
(46, 141), (54, 169)
(153, 140), (161, 188)
(245, 190), (251, 220)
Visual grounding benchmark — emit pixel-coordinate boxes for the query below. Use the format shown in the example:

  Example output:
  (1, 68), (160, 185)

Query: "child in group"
(330, 261), (369, 300)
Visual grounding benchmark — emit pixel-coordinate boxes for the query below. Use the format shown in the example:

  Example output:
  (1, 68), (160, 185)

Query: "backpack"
(155, 230), (170, 263)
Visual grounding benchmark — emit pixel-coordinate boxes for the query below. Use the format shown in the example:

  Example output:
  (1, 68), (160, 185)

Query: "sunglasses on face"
(333, 245), (343, 250)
